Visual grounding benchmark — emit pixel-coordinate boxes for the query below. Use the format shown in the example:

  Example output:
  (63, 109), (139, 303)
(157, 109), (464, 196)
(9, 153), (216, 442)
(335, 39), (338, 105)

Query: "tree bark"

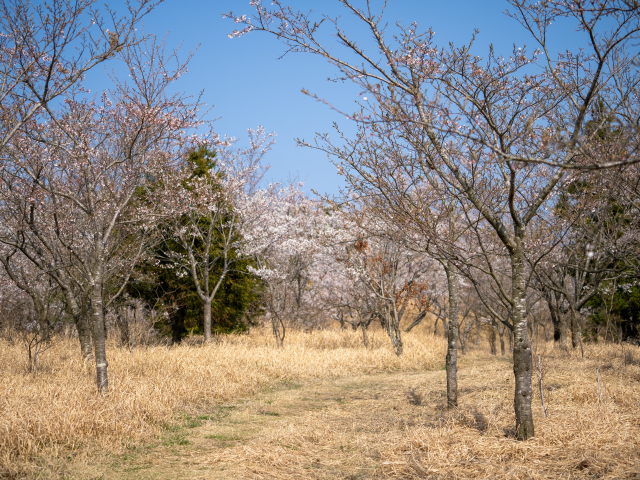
(460, 318), (471, 355)
(75, 312), (93, 360)
(59, 285), (92, 360)
(360, 318), (369, 348)
(386, 303), (403, 356)
(489, 320), (497, 355)
(499, 323), (505, 355)
(203, 299), (212, 341)
(570, 307), (582, 350)
(405, 310), (426, 332)
(90, 282), (108, 392)
(546, 292), (561, 343)
(511, 244), (534, 440)
(271, 313), (285, 348)
(444, 262), (459, 407)
(558, 310), (568, 349)
(509, 327), (514, 353)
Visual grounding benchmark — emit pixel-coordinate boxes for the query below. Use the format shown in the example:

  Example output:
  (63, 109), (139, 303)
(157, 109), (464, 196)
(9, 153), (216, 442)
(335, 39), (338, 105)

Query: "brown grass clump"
(0, 328), (443, 476)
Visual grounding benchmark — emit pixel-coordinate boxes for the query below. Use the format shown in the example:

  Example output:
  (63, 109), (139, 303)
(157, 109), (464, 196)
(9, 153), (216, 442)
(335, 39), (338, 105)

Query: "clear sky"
(92, 0), (584, 196)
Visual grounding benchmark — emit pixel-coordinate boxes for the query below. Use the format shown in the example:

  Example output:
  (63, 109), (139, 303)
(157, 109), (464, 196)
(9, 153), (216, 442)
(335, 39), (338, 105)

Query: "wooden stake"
(597, 368), (602, 404)
(538, 355), (546, 417)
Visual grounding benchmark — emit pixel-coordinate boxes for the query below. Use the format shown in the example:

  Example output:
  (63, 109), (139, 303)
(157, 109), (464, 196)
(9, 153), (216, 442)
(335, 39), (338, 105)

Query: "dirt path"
(63, 360), (490, 480)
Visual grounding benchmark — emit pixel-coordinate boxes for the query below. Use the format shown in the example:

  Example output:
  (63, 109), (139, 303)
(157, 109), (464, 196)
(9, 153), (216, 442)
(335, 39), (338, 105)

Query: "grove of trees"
(0, 0), (639, 444)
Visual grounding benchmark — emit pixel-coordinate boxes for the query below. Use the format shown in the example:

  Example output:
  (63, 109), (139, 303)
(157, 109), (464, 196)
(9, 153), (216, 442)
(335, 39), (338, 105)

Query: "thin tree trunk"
(62, 286), (92, 360)
(511, 245), (535, 440)
(203, 299), (212, 341)
(77, 313), (93, 360)
(546, 292), (562, 343)
(476, 318), (481, 346)
(499, 323), (505, 355)
(570, 307), (582, 350)
(115, 307), (130, 348)
(558, 306), (568, 350)
(386, 303), (403, 356)
(271, 313), (285, 348)
(489, 320), (497, 355)
(360, 318), (369, 348)
(172, 306), (186, 345)
(444, 262), (459, 407)
(405, 310), (426, 332)
(33, 339), (38, 374)
(90, 282), (108, 392)
(460, 321), (467, 355)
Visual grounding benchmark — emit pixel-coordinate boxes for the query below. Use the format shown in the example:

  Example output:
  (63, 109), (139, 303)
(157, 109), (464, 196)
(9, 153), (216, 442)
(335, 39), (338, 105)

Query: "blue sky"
(91, 0), (583, 196)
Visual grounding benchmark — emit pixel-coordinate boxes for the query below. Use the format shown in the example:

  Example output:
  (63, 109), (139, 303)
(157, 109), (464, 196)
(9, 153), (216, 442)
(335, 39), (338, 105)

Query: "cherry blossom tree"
(0, 0), (160, 153)
(0, 36), (206, 391)
(0, 245), (63, 371)
(225, 0), (640, 439)
(247, 182), (330, 346)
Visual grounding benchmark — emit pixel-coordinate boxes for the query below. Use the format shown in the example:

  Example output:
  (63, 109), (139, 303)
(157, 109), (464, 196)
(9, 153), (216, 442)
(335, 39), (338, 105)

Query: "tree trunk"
(203, 299), (212, 341)
(360, 319), (369, 348)
(271, 314), (285, 348)
(386, 303), (403, 356)
(405, 310), (426, 332)
(570, 307), (582, 350)
(90, 282), (108, 393)
(172, 306), (186, 345)
(499, 323), (505, 355)
(63, 288), (92, 361)
(511, 244), (535, 440)
(33, 339), (38, 374)
(444, 262), (459, 407)
(559, 309), (568, 349)
(115, 308), (130, 348)
(546, 292), (561, 343)
(460, 316), (473, 355)
(460, 321), (467, 355)
(476, 318), (481, 346)
(489, 320), (497, 355)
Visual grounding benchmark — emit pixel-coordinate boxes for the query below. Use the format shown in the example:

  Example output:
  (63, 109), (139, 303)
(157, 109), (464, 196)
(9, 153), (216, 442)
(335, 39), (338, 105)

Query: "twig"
(596, 368), (602, 404)
(538, 355), (546, 417)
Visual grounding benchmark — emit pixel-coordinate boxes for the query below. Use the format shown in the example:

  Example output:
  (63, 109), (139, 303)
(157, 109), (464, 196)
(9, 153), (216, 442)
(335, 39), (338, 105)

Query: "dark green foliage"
(586, 282), (640, 342)
(126, 146), (262, 339)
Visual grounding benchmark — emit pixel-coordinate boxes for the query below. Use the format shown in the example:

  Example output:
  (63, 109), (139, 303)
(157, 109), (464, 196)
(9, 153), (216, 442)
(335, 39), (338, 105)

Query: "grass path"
(44, 349), (640, 479)
(60, 362), (466, 479)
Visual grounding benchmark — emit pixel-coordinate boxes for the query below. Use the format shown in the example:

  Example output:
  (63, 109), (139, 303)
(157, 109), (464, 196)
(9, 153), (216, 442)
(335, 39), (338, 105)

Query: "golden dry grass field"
(1, 326), (639, 479)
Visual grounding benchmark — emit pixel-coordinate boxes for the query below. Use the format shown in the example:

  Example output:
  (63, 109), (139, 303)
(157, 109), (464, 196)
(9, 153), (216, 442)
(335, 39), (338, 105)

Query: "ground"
(36, 349), (640, 480)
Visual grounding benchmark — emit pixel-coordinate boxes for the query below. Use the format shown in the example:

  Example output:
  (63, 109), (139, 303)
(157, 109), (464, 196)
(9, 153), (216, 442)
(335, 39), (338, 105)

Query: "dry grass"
(0, 327), (443, 477)
(168, 343), (638, 479)
(2, 327), (640, 479)
(401, 344), (640, 478)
